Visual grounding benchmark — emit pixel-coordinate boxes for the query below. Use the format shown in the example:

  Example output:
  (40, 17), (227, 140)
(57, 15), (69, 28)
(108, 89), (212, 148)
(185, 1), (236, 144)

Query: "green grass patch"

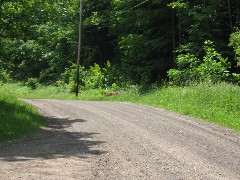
(0, 82), (239, 132)
(0, 91), (47, 142)
(0, 83), (106, 100)
(104, 83), (240, 131)
(0, 83), (73, 99)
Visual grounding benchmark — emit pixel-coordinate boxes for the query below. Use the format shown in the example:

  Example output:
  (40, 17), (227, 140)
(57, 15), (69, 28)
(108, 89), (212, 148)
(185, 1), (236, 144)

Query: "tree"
(229, 30), (240, 69)
(0, 0), (239, 85)
(0, 0), (79, 82)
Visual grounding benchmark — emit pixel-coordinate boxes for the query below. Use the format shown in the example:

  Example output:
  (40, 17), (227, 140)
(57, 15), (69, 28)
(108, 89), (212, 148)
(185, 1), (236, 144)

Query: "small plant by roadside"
(25, 77), (38, 90)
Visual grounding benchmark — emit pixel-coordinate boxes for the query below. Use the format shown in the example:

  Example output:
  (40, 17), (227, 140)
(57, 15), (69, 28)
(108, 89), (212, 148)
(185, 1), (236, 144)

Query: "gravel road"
(0, 99), (240, 180)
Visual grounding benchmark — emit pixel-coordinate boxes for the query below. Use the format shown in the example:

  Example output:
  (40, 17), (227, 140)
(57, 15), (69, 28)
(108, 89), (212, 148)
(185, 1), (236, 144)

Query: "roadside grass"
(0, 83), (105, 100)
(104, 83), (240, 131)
(0, 89), (47, 142)
(0, 83), (73, 99)
(0, 82), (239, 131)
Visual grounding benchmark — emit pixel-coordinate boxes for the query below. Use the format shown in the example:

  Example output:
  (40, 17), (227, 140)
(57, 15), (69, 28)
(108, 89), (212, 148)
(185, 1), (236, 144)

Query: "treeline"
(0, 0), (239, 87)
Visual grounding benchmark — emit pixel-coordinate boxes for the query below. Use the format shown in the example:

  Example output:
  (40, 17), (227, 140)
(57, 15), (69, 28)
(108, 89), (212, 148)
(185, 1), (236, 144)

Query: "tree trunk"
(178, 16), (182, 46)
(227, 0), (233, 31)
(203, 0), (211, 38)
(171, 9), (176, 61)
(236, 0), (239, 26)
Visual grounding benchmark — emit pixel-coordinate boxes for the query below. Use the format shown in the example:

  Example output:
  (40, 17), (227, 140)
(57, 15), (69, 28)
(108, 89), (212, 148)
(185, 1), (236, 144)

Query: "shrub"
(0, 69), (10, 83)
(168, 40), (232, 84)
(198, 40), (231, 82)
(168, 53), (200, 85)
(57, 63), (84, 93)
(25, 78), (38, 90)
(58, 61), (122, 93)
(229, 30), (240, 67)
(83, 63), (104, 89)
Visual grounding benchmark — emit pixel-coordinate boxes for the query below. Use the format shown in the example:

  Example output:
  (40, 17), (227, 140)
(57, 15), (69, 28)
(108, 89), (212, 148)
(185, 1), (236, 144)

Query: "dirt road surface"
(0, 100), (240, 180)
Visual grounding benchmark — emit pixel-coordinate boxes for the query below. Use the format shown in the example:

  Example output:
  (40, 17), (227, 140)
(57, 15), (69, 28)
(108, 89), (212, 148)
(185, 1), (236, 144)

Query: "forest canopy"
(0, 0), (239, 87)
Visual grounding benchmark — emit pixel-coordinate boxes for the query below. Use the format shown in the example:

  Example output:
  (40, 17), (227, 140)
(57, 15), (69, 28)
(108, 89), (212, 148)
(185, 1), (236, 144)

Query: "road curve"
(0, 100), (240, 180)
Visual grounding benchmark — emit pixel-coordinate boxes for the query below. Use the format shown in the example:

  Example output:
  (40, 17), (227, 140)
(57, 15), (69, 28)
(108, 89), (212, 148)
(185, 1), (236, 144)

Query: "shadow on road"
(0, 116), (106, 162)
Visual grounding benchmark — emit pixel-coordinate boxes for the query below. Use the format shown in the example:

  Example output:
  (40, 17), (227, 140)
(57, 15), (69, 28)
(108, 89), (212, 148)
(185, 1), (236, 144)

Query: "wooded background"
(0, 0), (239, 86)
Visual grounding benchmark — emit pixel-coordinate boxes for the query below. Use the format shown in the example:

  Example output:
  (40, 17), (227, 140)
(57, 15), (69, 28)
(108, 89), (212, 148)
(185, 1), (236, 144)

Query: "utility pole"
(76, 0), (82, 96)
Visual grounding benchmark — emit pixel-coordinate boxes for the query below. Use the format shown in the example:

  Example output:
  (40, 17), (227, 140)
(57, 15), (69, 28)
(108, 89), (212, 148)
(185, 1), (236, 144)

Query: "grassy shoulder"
(1, 82), (239, 132)
(0, 91), (47, 142)
(105, 83), (240, 131)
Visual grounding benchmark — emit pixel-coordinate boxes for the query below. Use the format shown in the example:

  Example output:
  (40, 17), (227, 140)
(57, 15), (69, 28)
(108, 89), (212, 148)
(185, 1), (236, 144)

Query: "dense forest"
(0, 0), (240, 89)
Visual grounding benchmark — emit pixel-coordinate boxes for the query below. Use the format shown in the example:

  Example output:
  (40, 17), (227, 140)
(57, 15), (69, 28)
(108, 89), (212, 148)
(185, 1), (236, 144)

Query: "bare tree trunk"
(237, 0), (239, 26)
(171, 9), (176, 61)
(227, 0), (233, 31)
(203, 0), (211, 38)
(178, 16), (182, 46)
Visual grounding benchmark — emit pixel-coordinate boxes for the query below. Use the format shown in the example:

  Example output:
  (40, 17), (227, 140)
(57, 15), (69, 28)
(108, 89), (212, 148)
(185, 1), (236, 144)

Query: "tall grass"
(106, 83), (240, 131)
(0, 83), (105, 100)
(0, 83), (73, 99)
